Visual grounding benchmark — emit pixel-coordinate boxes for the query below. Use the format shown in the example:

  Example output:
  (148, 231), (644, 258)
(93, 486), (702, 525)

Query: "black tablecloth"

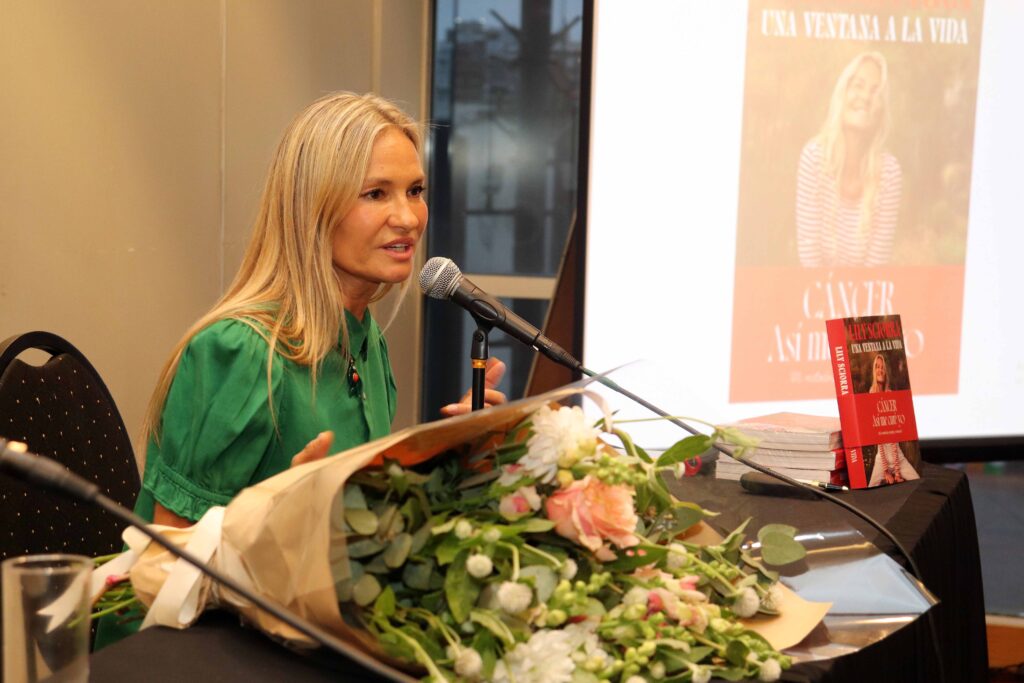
(90, 463), (987, 682)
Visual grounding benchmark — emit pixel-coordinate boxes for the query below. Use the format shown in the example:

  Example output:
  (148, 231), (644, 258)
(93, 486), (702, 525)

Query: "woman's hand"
(440, 357), (507, 417)
(291, 430), (335, 467)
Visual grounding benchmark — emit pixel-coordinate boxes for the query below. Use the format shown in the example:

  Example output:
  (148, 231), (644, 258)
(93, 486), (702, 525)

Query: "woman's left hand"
(291, 430), (335, 467)
(440, 357), (507, 416)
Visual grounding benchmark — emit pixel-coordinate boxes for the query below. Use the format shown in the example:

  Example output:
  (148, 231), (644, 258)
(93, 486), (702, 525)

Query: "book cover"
(827, 314), (922, 488)
(727, 0), (985, 404)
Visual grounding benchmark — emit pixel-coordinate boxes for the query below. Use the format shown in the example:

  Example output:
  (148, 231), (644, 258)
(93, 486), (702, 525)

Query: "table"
(90, 463), (987, 682)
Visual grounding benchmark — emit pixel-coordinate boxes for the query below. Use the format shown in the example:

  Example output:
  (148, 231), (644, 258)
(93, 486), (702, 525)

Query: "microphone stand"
(0, 439), (416, 683)
(470, 323), (491, 411)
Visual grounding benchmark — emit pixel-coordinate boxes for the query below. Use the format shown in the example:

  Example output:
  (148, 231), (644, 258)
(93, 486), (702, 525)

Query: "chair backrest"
(0, 331), (140, 561)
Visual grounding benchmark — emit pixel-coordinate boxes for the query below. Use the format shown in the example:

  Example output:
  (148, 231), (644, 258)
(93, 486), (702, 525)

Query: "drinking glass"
(2, 554), (92, 683)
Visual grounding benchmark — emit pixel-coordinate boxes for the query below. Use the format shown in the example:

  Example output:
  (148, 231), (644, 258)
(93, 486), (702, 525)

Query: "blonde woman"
(865, 353), (919, 486)
(796, 52), (902, 267)
(137, 92), (503, 529)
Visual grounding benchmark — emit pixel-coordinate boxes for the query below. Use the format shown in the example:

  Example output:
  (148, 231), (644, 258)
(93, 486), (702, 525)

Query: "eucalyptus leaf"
(343, 484), (368, 510)
(757, 524), (798, 542)
(335, 578), (354, 602)
(519, 565), (557, 602)
(347, 538), (386, 558)
(716, 666), (755, 681)
(402, 559), (435, 591)
(410, 522), (432, 554)
(376, 504), (398, 539)
(345, 509), (379, 536)
(759, 531), (807, 566)
(352, 574), (381, 606)
(364, 554), (390, 575)
(384, 532), (413, 568)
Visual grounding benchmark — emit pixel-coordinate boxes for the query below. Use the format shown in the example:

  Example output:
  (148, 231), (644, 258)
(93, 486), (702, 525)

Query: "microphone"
(419, 257), (582, 370)
(0, 438), (415, 683)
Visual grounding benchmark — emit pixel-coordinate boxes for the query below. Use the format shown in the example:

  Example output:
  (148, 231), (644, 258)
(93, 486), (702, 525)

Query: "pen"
(795, 478), (848, 492)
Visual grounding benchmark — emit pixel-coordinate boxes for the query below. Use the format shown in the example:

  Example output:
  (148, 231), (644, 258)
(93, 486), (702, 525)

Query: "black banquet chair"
(0, 331), (140, 561)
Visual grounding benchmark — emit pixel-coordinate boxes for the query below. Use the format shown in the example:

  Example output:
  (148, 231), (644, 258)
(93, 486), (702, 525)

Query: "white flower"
(762, 584), (784, 611)
(732, 587), (760, 618)
(650, 661), (667, 679)
(497, 464), (526, 487)
(482, 527), (502, 544)
(497, 581), (533, 613)
(692, 666), (712, 683)
(492, 629), (576, 683)
(759, 658), (782, 682)
(666, 543), (688, 570)
(625, 677), (646, 683)
(454, 647), (483, 679)
(520, 405), (599, 483)
(560, 558), (578, 580)
(623, 586), (650, 607)
(466, 554), (493, 579)
(455, 519), (474, 539)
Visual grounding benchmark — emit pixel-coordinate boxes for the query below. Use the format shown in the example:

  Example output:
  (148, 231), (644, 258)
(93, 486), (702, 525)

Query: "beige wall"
(0, 0), (430, 468)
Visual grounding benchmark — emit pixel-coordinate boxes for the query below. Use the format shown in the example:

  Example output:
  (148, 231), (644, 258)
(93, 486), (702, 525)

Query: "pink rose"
(545, 476), (639, 558)
(499, 486), (542, 520)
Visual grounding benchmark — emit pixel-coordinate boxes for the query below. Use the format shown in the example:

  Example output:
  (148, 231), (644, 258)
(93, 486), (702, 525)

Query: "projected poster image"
(729, 0), (985, 402)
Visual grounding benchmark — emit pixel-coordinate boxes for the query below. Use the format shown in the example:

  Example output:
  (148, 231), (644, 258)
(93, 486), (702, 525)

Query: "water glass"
(2, 554), (92, 683)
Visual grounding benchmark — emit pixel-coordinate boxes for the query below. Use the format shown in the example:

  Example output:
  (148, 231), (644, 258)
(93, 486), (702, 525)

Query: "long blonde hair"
(816, 52), (891, 236)
(143, 92), (422, 445)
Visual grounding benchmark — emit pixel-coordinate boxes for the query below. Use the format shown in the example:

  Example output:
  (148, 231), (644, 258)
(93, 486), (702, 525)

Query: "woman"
(865, 353), (919, 486)
(796, 52), (902, 267)
(138, 92), (503, 529)
(95, 92), (503, 648)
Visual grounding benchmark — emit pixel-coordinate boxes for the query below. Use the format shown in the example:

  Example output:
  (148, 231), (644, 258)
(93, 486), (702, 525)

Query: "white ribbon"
(140, 506), (226, 629)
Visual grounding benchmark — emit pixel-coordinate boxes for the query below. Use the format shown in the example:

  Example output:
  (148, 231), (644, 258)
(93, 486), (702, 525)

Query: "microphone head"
(419, 257), (462, 299)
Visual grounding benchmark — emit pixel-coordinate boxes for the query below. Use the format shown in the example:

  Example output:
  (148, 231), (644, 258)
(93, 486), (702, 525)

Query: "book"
(726, 412), (842, 450)
(826, 315), (922, 489)
(728, 447), (842, 471)
(715, 459), (845, 486)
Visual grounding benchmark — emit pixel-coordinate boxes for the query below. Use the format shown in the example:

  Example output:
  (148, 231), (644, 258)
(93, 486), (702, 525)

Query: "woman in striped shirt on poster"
(796, 51), (902, 267)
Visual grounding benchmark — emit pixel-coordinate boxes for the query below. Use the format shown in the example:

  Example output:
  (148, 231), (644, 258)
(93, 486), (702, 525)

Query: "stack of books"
(715, 412), (848, 486)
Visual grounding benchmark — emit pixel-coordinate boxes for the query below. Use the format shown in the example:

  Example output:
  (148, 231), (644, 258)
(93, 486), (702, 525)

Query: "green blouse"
(134, 310), (397, 523)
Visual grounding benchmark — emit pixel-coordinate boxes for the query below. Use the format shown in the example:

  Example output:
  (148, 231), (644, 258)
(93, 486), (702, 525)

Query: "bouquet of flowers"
(94, 388), (824, 683)
(332, 403), (805, 683)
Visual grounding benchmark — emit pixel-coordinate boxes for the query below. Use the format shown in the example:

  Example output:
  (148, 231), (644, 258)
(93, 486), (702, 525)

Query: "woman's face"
(842, 59), (882, 132)
(332, 127), (428, 300)
(873, 356), (887, 386)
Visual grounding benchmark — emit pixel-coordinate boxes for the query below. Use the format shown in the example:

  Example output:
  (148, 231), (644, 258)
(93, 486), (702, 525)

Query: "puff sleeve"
(141, 319), (282, 522)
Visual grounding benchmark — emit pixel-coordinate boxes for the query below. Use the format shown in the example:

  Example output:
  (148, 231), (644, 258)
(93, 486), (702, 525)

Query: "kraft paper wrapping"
(127, 383), (827, 659)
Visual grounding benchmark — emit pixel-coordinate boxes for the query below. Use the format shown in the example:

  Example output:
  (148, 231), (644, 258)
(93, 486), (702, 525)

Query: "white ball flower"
(455, 519), (474, 539)
(692, 666), (712, 683)
(624, 677), (646, 683)
(454, 647), (483, 679)
(623, 586), (650, 607)
(762, 584), (784, 611)
(497, 581), (533, 613)
(466, 554), (493, 579)
(482, 527), (502, 544)
(560, 558), (578, 580)
(759, 658), (782, 682)
(650, 661), (666, 679)
(665, 543), (688, 570)
(732, 587), (760, 618)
